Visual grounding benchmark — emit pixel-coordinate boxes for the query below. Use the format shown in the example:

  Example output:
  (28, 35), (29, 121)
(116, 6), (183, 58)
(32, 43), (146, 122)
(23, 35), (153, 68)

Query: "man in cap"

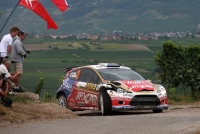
(11, 31), (29, 92)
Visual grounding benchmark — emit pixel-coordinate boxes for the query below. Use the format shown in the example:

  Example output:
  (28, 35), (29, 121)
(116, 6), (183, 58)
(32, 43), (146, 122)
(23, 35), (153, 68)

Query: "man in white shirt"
(0, 26), (20, 58)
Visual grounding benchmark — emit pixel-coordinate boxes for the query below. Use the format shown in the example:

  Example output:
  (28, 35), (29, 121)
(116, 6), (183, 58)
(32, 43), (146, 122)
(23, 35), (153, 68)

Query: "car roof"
(82, 63), (131, 70)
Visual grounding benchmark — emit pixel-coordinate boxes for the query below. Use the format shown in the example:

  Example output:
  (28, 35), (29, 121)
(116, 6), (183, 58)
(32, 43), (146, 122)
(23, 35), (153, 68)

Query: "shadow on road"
(75, 110), (155, 116)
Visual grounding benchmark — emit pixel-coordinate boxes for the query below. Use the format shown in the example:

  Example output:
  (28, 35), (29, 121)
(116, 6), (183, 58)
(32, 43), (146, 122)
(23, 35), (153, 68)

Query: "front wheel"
(99, 91), (112, 116)
(58, 94), (67, 108)
(152, 109), (163, 113)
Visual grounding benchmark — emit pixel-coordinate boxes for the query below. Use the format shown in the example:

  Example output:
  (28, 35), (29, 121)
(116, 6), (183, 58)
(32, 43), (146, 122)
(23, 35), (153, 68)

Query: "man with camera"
(0, 58), (21, 92)
(11, 31), (29, 92)
(0, 76), (13, 107)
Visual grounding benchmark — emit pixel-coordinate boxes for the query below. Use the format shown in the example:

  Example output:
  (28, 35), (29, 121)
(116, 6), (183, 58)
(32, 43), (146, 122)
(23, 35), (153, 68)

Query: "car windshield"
(97, 69), (145, 81)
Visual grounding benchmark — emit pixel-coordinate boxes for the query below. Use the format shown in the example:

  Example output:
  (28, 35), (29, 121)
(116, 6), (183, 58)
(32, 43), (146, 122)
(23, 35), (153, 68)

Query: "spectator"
(0, 58), (21, 92)
(11, 31), (28, 92)
(0, 77), (13, 107)
(0, 26), (20, 59)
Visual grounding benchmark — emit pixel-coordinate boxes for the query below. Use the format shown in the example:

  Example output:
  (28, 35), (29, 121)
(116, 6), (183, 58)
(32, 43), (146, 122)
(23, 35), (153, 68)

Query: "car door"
(65, 69), (81, 109)
(69, 68), (101, 110)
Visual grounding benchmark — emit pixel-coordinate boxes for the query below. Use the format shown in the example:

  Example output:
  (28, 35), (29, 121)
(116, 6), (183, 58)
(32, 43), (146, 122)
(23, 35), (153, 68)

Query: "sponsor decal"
(131, 85), (154, 89)
(76, 70), (81, 79)
(111, 97), (131, 101)
(69, 70), (81, 80)
(76, 82), (97, 90)
(68, 102), (76, 107)
(85, 83), (97, 90)
(121, 81), (151, 85)
(158, 93), (162, 96)
(123, 93), (133, 98)
(78, 102), (85, 106)
(112, 105), (134, 109)
(60, 78), (74, 91)
(120, 80), (155, 91)
(75, 91), (98, 105)
(70, 72), (77, 78)
(144, 106), (150, 109)
(76, 82), (87, 87)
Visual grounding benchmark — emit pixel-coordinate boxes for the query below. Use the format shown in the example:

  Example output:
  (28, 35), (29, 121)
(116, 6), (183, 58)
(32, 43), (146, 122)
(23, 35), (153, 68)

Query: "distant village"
(32, 31), (196, 41)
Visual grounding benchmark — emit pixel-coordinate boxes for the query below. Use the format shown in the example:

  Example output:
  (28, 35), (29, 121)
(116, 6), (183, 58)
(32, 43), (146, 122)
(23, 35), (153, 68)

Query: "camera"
(1, 73), (7, 83)
(0, 73), (8, 91)
(26, 50), (30, 54)
(1, 73), (7, 84)
(24, 50), (30, 58)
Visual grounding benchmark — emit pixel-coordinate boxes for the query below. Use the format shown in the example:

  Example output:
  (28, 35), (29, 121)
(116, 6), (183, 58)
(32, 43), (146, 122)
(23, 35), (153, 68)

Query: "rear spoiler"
(64, 67), (77, 73)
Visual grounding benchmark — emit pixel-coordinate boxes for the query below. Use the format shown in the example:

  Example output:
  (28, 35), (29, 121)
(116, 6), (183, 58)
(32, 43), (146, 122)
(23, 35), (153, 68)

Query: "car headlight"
(157, 87), (161, 93)
(117, 88), (130, 93)
(157, 85), (166, 93)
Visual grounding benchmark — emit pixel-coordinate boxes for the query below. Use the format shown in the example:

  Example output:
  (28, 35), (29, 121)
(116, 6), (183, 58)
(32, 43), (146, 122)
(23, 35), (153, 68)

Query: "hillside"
(1, 0), (200, 34)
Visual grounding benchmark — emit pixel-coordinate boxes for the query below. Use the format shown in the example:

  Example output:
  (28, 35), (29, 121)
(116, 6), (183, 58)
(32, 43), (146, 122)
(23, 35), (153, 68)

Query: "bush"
(35, 71), (46, 99)
(154, 41), (200, 100)
(44, 91), (52, 102)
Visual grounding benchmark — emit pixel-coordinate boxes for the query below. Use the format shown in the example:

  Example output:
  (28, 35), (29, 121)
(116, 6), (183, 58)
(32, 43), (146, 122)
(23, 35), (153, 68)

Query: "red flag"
(51, 0), (69, 12)
(19, 0), (58, 30)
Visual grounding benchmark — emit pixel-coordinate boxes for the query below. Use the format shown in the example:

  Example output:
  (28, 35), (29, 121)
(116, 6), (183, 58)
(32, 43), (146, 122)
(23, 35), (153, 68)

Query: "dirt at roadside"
(0, 93), (77, 127)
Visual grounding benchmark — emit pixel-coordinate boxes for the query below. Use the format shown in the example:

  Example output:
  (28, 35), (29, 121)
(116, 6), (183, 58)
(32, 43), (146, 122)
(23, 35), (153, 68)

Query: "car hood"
(119, 80), (155, 92)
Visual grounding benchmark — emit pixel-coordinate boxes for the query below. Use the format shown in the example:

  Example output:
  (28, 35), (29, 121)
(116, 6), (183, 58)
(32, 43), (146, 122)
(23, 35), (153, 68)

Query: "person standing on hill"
(0, 26), (20, 59)
(11, 31), (28, 92)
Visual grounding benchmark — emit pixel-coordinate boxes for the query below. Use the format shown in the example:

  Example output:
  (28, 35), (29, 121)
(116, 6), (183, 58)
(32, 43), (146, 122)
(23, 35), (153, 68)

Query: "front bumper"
(112, 104), (168, 111)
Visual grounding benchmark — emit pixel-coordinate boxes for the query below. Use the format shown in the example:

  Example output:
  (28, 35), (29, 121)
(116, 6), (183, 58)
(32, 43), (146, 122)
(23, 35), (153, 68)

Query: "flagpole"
(0, 0), (20, 33)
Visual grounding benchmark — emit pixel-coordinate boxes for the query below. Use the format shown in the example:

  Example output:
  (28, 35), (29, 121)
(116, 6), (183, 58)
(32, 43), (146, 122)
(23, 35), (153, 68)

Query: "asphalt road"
(1, 107), (200, 134)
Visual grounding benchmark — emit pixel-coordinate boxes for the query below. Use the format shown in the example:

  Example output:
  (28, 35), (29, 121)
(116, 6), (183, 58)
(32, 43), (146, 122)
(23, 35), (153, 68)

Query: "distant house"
(50, 35), (58, 39)
(86, 35), (99, 40)
(101, 35), (113, 40)
(151, 36), (159, 40)
(34, 34), (45, 39)
(113, 36), (121, 40)
(59, 35), (68, 39)
(138, 35), (151, 40)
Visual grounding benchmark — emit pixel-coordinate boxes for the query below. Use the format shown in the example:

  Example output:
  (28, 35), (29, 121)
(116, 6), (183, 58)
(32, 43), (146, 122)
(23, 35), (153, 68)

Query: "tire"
(152, 109), (163, 113)
(58, 94), (67, 108)
(99, 91), (112, 116)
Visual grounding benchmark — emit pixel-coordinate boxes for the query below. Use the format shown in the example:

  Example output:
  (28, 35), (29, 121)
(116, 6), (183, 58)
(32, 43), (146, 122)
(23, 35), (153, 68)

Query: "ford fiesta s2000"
(56, 63), (168, 116)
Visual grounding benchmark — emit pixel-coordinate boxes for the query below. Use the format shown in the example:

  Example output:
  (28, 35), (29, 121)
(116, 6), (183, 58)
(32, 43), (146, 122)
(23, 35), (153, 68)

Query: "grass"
(99, 43), (126, 50)
(8, 94), (34, 103)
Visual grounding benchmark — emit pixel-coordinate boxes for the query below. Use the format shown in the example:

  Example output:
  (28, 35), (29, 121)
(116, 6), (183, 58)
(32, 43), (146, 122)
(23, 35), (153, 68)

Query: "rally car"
(56, 63), (168, 116)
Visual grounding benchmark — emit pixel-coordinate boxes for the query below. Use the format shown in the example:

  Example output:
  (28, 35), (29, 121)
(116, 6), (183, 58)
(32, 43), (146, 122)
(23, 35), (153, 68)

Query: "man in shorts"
(0, 26), (20, 58)
(11, 31), (28, 92)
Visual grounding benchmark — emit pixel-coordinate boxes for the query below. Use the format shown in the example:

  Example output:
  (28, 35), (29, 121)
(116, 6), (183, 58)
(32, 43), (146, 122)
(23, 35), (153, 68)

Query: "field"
(17, 38), (200, 98)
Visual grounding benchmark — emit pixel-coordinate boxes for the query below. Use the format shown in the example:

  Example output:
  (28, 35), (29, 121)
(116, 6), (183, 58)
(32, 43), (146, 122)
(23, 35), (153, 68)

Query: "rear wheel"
(152, 109), (163, 113)
(99, 91), (112, 116)
(58, 94), (67, 108)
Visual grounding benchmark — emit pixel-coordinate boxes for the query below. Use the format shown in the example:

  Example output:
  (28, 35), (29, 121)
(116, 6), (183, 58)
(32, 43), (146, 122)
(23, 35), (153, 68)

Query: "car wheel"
(99, 91), (112, 116)
(152, 109), (163, 113)
(58, 94), (67, 108)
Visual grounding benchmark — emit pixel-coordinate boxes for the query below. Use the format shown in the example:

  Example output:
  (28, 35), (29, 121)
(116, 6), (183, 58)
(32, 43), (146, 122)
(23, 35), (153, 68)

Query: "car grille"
(130, 95), (160, 106)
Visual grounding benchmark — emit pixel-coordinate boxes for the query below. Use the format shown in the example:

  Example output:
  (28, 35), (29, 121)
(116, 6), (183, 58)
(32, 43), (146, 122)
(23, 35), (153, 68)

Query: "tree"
(154, 41), (200, 100)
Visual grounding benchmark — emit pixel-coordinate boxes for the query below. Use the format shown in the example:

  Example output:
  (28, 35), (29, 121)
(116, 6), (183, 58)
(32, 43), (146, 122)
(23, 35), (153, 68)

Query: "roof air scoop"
(98, 63), (120, 67)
